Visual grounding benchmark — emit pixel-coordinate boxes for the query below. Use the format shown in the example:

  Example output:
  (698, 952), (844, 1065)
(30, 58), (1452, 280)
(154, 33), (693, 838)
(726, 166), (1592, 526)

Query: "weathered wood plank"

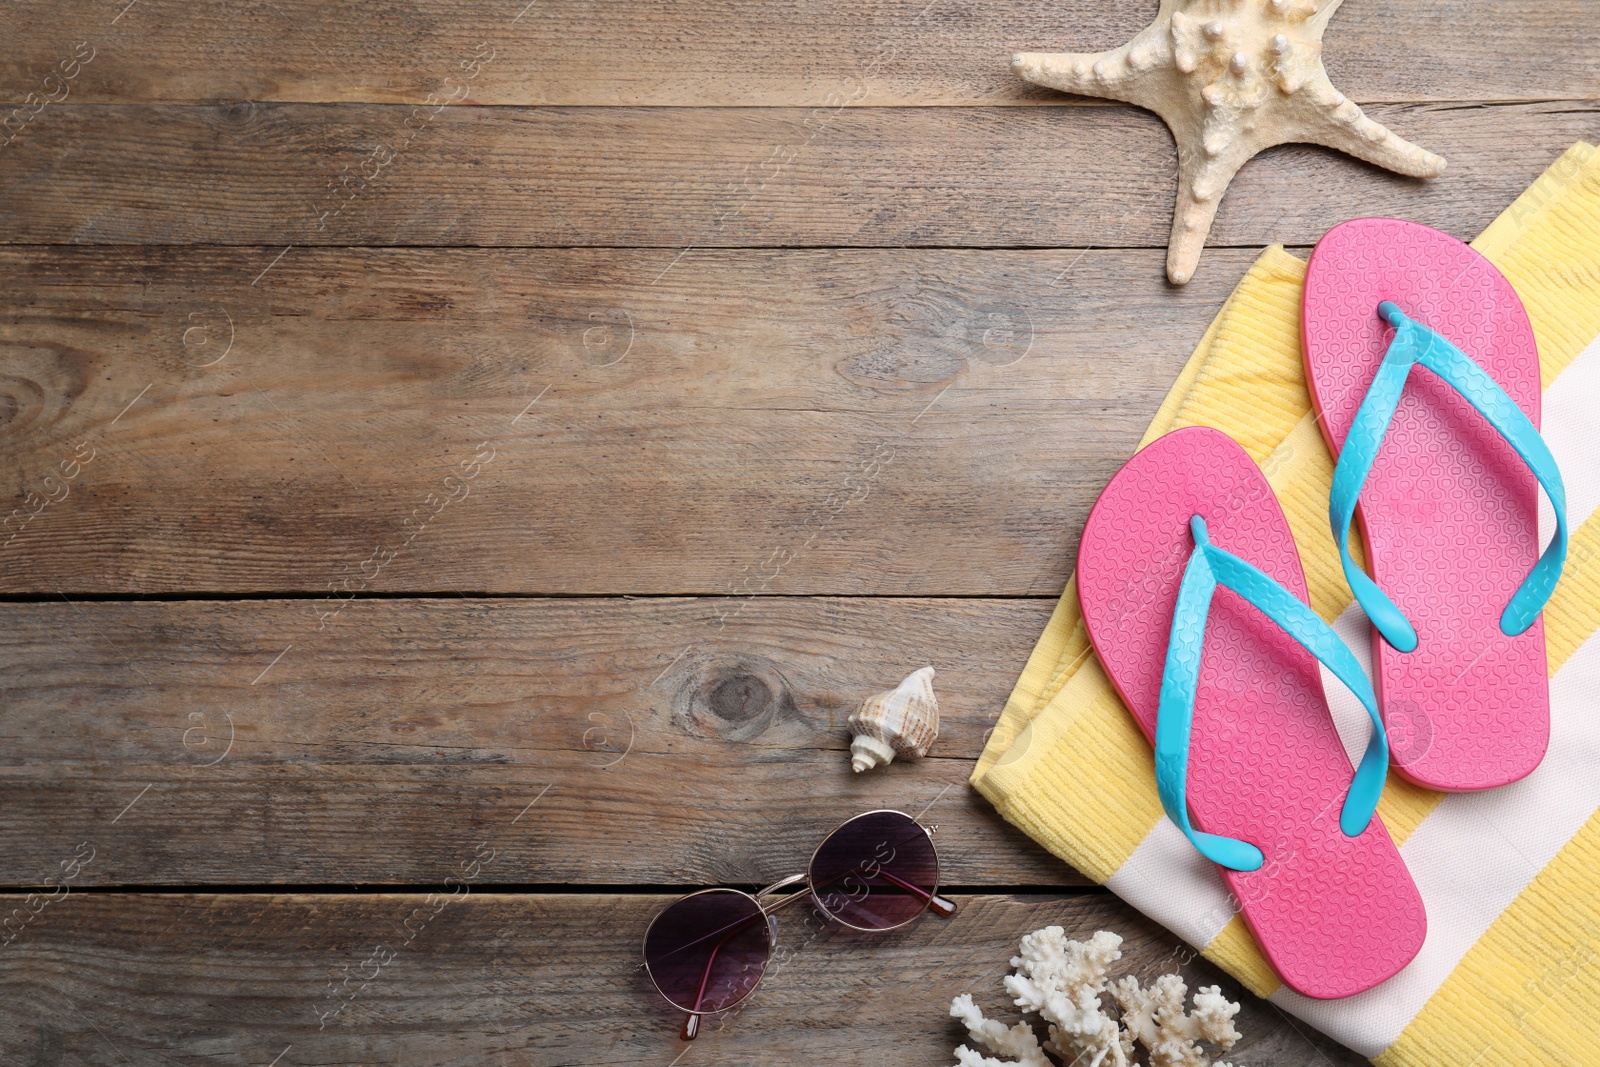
(0, 596), (1086, 886)
(0, 891), (1366, 1065)
(0, 101), (1592, 247)
(0, 0), (1594, 106)
(0, 245), (1224, 596)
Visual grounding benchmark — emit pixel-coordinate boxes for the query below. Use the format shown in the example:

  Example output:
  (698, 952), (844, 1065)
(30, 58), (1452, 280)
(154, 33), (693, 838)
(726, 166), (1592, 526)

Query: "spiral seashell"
(848, 666), (939, 773)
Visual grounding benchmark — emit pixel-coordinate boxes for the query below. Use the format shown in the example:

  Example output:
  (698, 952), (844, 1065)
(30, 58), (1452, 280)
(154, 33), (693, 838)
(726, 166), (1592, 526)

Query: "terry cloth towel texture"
(972, 143), (1600, 1067)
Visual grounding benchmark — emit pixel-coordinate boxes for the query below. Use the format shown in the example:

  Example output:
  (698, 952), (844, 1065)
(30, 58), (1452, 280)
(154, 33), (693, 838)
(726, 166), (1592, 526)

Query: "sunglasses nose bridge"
(647, 811), (948, 1038)
(756, 872), (809, 900)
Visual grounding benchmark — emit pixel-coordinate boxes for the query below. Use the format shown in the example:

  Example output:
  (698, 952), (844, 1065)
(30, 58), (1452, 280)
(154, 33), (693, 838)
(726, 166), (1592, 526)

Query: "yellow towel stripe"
(1204, 917), (1284, 999)
(1374, 802), (1600, 1067)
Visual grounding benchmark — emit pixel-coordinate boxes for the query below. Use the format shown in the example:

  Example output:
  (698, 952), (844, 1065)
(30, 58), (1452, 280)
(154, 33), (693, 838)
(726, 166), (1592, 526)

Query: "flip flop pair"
(1077, 220), (1567, 999)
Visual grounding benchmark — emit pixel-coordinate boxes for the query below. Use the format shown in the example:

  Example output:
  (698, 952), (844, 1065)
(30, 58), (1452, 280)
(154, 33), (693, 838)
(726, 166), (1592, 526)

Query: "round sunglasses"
(642, 809), (955, 1039)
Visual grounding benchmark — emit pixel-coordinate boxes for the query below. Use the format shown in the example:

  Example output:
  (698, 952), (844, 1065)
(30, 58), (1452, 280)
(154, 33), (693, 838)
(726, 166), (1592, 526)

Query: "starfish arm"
(1294, 73), (1447, 178)
(1165, 143), (1247, 285)
(1012, 23), (1177, 108)
(1011, 46), (1143, 103)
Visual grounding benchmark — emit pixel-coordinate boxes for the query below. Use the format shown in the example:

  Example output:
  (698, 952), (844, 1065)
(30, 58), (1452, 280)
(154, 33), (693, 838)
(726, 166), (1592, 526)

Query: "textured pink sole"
(1303, 218), (1548, 792)
(1078, 427), (1425, 999)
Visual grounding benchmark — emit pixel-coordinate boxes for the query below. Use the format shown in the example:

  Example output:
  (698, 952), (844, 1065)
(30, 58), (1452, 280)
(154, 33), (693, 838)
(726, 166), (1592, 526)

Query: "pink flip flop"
(1303, 219), (1568, 792)
(1078, 426), (1424, 999)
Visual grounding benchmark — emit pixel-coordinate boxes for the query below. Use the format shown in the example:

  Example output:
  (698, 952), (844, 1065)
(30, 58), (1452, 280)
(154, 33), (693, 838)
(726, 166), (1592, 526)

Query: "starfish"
(1012, 0), (1446, 284)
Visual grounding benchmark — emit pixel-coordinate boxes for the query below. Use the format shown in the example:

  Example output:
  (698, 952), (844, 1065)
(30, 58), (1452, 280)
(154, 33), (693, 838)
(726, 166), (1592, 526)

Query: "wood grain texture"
(0, 891), (1367, 1066)
(3, 4), (1569, 1061)
(1, 0), (1595, 106)
(0, 245), (1227, 596)
(1, 101), (1593, 248)
(0, 596), (1084, 887)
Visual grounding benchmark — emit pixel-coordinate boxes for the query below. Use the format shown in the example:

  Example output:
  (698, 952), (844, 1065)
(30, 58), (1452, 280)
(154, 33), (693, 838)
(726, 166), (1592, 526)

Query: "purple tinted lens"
(644, 890), (772, 1013)
(809, 811), (939, 930)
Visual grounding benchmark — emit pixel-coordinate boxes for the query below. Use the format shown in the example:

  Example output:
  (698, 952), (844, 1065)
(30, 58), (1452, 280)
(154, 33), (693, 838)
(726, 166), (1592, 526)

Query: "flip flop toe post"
(1079, 427), (1425, 999)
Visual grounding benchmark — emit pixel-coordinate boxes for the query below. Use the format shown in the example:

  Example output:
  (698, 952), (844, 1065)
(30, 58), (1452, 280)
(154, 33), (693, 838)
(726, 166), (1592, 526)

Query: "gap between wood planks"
(0, 591), (1071, 602)
(17, 884), (1108, 895)
(8, 99), (1596, 108)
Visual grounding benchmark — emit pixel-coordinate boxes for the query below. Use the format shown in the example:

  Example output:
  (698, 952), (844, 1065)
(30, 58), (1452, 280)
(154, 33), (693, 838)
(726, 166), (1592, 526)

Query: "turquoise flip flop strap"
(1156, 515), (1389, 873)
(1329, 302), (1569, 652)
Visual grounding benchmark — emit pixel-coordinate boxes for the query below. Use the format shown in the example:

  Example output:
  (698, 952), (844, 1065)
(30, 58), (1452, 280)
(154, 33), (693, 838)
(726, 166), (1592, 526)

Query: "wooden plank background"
(2, 0), (1594, 1063)
(0, 893), (1366, 1065)
(0, 597), (1072, 886)
(3, 103), (1595, 247)
(1, 0), (1595, 104)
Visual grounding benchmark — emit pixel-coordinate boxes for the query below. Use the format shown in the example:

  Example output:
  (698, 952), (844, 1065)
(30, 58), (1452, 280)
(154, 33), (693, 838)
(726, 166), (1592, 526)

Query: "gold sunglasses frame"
(641, 809), (956, 1040)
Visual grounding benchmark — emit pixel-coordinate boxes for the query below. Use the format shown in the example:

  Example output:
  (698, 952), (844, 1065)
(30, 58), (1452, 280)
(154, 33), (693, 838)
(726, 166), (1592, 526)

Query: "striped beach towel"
(972, 143), (1600, 1066)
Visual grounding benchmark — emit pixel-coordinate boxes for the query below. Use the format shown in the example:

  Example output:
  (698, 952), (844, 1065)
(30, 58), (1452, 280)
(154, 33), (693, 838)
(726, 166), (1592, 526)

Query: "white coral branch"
(950, 993), (1053, 1067)
(1113, 973), (1241, 1067)
(1004, 928), (1128, 1067)
(950, 929), (1243, 1067)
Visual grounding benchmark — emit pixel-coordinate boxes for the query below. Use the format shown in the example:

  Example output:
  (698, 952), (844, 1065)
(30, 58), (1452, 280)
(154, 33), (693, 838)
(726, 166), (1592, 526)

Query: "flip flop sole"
(1079, 427), (1424, 999)
(1304, 218), (1548, 791)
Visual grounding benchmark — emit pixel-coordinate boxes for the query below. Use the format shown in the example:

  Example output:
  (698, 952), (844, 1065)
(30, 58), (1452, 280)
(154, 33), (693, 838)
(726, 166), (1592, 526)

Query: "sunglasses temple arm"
(874, 866), (957, 917)
(679, 913), (766, 1041)
(678, 877), (810, 1040)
